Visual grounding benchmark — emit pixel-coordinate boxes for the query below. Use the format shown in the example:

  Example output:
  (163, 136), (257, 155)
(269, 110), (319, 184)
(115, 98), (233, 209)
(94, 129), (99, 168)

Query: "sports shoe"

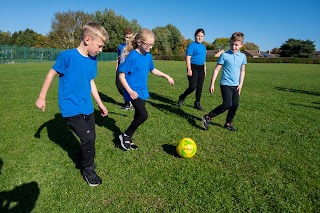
(120, 102), (133, 110)
(178, 95), (185, 107)
(119, 133), (131, 150)
(224, 123), (237, 131)
(82, 167), (102, 187)
(130, 142), (138, 150)
(202, 115), (211, 130)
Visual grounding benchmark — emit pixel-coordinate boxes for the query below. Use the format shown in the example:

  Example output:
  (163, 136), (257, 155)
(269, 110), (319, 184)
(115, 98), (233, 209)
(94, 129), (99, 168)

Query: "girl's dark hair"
(194, 28), (205, 37)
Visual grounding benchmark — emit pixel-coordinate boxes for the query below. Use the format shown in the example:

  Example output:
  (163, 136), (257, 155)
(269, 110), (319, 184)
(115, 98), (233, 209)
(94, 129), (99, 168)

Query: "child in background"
(36, 22), (109, 186)
(202, 32), (247, 131)
(118, 28), (174, 150)
(178, 28), (207, 110)
(115, 27), (134, 110)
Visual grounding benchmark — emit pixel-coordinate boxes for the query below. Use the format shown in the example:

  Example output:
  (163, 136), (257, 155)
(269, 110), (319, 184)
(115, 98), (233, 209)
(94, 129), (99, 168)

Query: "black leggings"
(208, 85), (239, 123)
(180, 64), (205, 102)
(125, 98), (148, 137)
(116, 71), (124, 96)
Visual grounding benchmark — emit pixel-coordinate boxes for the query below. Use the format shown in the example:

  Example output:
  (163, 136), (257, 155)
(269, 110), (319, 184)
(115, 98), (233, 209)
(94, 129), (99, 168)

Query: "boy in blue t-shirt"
(202, 32), (247, 131)
(36, 22), (109, 187)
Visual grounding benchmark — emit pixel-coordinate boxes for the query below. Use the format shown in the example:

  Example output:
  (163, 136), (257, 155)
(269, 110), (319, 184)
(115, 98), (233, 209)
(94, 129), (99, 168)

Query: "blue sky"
(1, 0), (319, 50)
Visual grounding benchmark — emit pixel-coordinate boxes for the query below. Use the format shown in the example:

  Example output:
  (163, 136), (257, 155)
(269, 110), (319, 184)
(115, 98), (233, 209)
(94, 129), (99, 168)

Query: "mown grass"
(0, 61), (319, 212)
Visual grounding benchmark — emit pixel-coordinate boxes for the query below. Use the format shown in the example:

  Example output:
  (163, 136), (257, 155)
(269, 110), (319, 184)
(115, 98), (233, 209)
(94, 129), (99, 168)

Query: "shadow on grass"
(149, 92), (216, 129)
(34, 113), (81, 169)
(162, 144), (180, 157)
(99, 92), (122, 106)
(0, 158), (40, 213)
(94, 110), (124, 149)
(275, 87), (320, 96)
(289, 103), (320, 110)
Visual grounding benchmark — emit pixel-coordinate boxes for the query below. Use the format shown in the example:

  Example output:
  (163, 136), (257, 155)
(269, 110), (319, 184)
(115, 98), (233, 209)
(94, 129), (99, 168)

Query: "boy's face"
(125, 33), (133, 42)
(86, 36), (105, 57)
(229, 40), (243, 53)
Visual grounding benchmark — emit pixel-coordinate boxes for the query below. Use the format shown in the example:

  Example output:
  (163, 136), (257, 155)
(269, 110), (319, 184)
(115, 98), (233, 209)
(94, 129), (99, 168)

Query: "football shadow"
(162, 144), (180, 158)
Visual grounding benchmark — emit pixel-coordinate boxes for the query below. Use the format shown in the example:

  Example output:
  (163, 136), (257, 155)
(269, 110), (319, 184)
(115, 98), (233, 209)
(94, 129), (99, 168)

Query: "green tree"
(244, 42), (259, 50)
(94, 9), (140, 52)
(48, 10), (93, 49)
(11, 29), (40, 47)
(280, 38), (316, 58)
(212, 38), (229, 50)
(152, 25), (182, 56)
(0, 31), (11, 45)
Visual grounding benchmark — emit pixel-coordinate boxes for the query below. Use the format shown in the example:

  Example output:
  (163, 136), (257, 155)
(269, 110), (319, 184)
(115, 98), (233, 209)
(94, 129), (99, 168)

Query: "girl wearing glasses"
(118, 28), (174, 151)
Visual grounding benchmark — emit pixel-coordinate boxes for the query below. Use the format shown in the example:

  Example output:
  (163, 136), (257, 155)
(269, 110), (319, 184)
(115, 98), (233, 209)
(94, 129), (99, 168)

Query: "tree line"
(0, 9), (316, 58)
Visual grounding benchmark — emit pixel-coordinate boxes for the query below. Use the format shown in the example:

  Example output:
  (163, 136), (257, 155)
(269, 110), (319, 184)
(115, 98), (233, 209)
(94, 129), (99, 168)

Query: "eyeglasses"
(141, 41), (154, 48)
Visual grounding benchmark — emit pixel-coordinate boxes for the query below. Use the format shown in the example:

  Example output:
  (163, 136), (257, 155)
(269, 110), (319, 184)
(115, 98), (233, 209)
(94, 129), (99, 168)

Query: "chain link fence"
(0, 45), (117, 63)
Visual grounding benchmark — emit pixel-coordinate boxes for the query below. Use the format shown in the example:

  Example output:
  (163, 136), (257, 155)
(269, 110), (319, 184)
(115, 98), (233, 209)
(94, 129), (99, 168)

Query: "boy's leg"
(65, 114), (96, 168)
(208, 85), (233, 118)
(65, 113), (101, 186)
(225, 86), (240, 124)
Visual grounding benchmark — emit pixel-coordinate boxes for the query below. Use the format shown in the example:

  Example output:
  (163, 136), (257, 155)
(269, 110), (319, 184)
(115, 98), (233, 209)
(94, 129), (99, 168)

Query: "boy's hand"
(209, 84), (215, 94)
(36, 98), (46, 112)
(98, 104), (108, 117)
(167, 76), (174, 85)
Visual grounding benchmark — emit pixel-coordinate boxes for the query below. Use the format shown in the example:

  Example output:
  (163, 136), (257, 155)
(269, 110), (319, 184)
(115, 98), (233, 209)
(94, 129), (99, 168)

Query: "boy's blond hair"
(81, 22), (109, 43)
(230, 32), (244, 43)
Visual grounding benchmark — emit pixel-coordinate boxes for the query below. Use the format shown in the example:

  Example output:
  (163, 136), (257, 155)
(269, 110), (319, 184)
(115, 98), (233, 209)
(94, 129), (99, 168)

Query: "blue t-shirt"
(218, 50), (247, 86)
(117, 43), (126, 67)
(52, 48), (97, 117)
(186, 41), (206, 65)
(118, 49), (154, 101)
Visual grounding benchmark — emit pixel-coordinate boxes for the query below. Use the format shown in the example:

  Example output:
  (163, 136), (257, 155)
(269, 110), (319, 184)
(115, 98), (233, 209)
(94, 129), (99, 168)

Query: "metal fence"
(0, 45), (117, 63)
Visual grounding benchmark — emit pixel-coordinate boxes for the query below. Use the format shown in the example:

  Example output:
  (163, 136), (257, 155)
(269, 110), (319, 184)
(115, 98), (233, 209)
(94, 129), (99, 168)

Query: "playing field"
(0, 61), (319, 212)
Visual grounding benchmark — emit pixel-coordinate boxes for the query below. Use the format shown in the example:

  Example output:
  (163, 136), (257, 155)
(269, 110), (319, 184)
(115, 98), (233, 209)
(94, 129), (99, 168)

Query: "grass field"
(0, 61), (320, 212)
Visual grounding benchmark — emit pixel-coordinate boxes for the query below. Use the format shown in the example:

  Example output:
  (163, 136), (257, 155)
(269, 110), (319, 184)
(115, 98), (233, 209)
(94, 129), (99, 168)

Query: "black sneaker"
(202, 115), (211, 130)
(130, 142), (138, 150)
(82, 167), (102, 187)
(119, 133), (131, 150)
(120, 102), (133, 110)
(224, 123), (237, 131)
(178, 96), (184, 107)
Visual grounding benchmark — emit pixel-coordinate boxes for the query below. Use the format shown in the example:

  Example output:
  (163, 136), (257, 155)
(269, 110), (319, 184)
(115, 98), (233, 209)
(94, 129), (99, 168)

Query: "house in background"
(207, 49), (224, 58)
(243, 50), (264, 58)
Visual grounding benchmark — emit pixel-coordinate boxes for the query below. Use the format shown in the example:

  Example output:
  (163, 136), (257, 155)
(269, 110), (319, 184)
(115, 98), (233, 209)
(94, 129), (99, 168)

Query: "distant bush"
(154, 55), (320, 64)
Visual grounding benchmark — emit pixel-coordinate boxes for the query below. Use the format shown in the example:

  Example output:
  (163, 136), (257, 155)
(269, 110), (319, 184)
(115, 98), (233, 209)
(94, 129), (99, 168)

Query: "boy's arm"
(209, 64), (222, 94)
(36, 69), (57, 112)
(119, 72), (138, 100)
(151, 68), (174, 85)
(237, 65), (246, 95)
(90, 80), (108, 117)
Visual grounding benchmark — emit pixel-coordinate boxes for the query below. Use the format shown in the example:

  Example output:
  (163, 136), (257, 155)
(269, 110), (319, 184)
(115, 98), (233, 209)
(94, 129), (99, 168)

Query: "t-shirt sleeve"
(52, 51), (69, 75)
